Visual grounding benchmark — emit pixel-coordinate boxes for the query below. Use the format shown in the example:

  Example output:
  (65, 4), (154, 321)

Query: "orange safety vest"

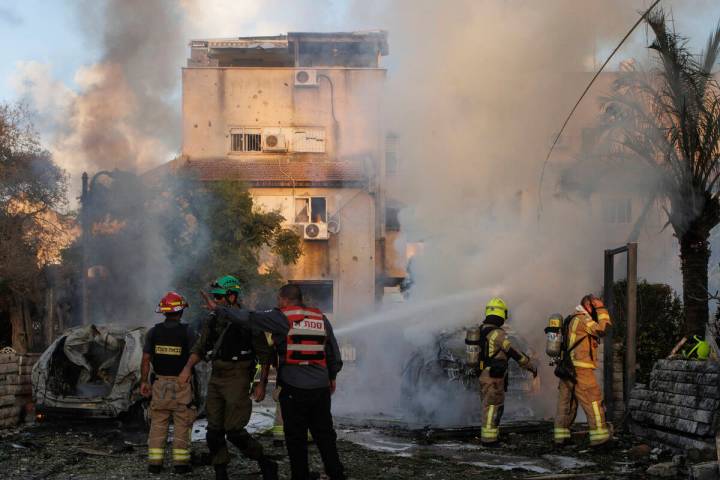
(281, 306), (327, 367)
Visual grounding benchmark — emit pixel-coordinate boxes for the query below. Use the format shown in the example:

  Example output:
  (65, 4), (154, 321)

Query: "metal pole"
(603, 250), (615, 420)
(625, 242), (638, 407)
(80, 172), (89, 326)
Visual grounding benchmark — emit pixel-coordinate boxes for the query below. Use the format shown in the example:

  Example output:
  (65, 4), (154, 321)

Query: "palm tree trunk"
(680, 231), (710, 336)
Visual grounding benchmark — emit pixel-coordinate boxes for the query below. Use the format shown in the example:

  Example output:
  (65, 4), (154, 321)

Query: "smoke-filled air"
(5, 1), (720, 478)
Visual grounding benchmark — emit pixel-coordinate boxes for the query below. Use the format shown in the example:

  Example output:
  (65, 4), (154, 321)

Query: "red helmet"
(156, 291), (188, 313)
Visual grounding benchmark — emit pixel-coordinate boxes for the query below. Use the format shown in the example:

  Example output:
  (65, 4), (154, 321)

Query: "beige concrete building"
(173, 31), (405, 325)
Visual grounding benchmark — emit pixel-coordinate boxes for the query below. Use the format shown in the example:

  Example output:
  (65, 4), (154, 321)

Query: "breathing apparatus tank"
(544, 313), (564, 358)
(465, 326), (482, 367)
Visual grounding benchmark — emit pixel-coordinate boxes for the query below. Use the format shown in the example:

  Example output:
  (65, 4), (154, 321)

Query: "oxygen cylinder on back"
(465, 327), (481, 366)
(544, 313), (564, 358)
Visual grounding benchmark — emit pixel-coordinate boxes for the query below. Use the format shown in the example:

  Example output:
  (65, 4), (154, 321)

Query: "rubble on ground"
(0, 411), (690, 480)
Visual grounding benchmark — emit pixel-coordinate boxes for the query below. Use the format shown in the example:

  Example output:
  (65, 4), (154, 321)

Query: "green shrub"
(611, 280), (683, 384)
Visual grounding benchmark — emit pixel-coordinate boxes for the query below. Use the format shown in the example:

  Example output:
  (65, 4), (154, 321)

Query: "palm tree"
(605, 10), (720, 335)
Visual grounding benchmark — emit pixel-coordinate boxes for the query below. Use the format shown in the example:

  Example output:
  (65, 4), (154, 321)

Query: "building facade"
(177, 31), (404, 325)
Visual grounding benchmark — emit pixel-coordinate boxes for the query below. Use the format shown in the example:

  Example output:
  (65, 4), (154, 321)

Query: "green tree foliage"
(163, 177), (302, 316)
(612, 280), (683, 384)
(0, 103), (67, 296)
(76, 172), (302, 324)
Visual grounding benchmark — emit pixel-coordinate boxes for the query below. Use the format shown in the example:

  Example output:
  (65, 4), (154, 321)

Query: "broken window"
(311, 197), (327, 223)
(230, 128), (262, 152)
(602, 198), (632, 224)
(295, 197), (326, 223)
(295, 198), (310, 223)
(289, 280), (334, 313)
(386, 207), (400, 231)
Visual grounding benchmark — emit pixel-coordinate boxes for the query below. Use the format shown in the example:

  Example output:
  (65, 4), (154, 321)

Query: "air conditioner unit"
(263, 133), (287, 152)
(294, 69), (318, 87)
(303, 222), (329, 240)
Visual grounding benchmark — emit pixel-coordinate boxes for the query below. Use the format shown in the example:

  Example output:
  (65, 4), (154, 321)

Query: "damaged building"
(162, 31), (407, 325)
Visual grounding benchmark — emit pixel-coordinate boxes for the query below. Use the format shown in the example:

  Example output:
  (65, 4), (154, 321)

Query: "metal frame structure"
(602, 242), (638, 422)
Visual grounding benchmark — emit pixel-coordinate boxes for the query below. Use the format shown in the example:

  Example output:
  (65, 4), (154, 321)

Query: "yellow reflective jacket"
(567, 306), (611, 369)
(480, 324), (529, 369)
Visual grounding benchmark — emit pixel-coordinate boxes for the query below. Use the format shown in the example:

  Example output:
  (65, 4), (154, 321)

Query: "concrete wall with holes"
(182, 68), (387, 161)
(251, 188), (375, 324)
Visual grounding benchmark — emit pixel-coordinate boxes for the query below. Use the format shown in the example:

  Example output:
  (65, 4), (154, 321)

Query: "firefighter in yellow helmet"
(553, 295), (612, 447)
(477, 297), (537, 445)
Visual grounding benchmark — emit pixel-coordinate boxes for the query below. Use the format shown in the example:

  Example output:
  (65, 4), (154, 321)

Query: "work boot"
(173, 464), (192, 474)
(214, 464), (229, 480)
(259, 458), (279, 480)
(147, 464), (163, 474)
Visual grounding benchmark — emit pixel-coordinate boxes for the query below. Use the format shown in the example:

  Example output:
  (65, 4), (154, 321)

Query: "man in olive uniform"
(140, 292), (196, 475)
(179, 275), (277, 480)
(207, 283), (345, 480)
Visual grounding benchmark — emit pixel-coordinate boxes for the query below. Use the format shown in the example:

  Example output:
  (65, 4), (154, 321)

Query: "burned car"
(32, 324), (209, 422)
(32, 324), (148, 420)
(401, 327), (540, 424)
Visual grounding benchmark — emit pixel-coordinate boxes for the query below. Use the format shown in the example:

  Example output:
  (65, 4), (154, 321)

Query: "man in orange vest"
(554, 294), (612, 447)
(205, 284), (345, 480)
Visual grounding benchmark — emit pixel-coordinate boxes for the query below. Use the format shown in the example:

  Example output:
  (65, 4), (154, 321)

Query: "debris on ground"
(0, 411), (682, 479)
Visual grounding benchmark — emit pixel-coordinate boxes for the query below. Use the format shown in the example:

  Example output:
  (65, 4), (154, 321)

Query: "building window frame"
(288, 280), (334, 313)
(294, 196), (327, 224)
(602, 197), (632, 224)
(229, 127), (262, 153)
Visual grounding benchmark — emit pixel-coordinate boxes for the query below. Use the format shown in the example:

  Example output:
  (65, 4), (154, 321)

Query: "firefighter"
(553, 294), (612, 447)
(178, 275), (277, 480)
(477, 297), (537, 446)
(140, 292), (197, 474)
(206, 283), (345, 480)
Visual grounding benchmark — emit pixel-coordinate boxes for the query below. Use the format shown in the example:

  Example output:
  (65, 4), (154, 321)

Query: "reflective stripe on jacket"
(282, 306), (328, 367)
(568, 306), (611, 369)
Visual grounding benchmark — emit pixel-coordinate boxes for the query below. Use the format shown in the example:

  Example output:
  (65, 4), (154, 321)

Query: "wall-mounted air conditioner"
(263, 133), (287, 152)
(294, 69), (318, 87)
(303, 222), (329, 240)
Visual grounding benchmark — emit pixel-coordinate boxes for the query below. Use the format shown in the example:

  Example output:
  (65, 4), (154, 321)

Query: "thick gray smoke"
(9, 0), (717, 420)
(14, 0), (187, 180)
(332, 0), (703, 422)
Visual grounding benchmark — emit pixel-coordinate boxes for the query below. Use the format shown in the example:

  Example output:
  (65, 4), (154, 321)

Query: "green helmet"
(209, 275), (242, 296)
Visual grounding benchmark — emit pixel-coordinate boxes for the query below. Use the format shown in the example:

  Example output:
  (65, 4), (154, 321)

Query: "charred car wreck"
(401, 327), (540, 424)
(32, 325), (147, 419)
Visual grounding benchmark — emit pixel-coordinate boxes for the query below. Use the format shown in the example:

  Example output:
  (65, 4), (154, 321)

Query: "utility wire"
(537, 0), (663, 221)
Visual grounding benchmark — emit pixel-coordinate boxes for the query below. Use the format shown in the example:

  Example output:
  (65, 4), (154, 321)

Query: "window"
(293, 128), (326, 153)
(386, 207), (400, 231)
(602, 198), (632, 224)
(289, 280), (333, 313)
(295, 198), (310, 223)
(230, 128), (262, 152)
(294, 197), (326, 223)
(581, 128), (600, 153)
(311, 198), (327, 223)
(386, 134), (399, 174)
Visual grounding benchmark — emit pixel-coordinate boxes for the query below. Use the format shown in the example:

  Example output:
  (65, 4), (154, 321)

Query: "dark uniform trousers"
(279, 384), (345, 480)
(206, 360), (265, 465)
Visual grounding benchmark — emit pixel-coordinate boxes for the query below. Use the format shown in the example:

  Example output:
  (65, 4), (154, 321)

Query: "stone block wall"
(0, 348), (39, 429)
(628, 359), (720, 453)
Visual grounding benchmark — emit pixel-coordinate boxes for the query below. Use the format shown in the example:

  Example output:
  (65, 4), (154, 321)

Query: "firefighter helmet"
(485, 297), (509, 320)
(156, 291), (188, 313)
(209, 275), (242, 296)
